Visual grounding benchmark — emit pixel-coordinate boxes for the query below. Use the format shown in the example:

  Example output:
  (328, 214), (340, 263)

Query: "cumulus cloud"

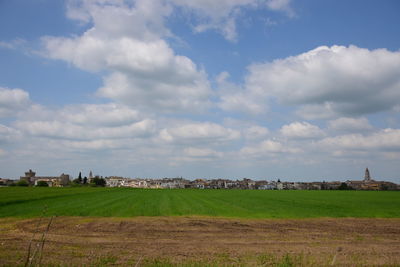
(0, 87), (30, 118)
(48, 0), (297, 115)
(61, 103), (141, 127)
(327, 117), (373, 133)
(66, 0), (172, 39)
(172, 0), (294, 41)
(55, 139), (132, 151)
(183, 147), (222, 158)
(244, 126), (270, 140)
(6, 1), (400, 179)
(171, 0), (255, 41)
(97, 64), (211, 113)
(43, 0), (298, 114)
(0, 124), (21, 144)
(0, 39), (24, 50)
(15, 119), (155, 141)
(241, 139), (299, 157)
(318, 128), (400, 153)
(224, 45), (400, 119)
(266, 0), (294, 17)
(14, 103), (155, 141)
(159, 122), (240, 144)
(280, 122), (325, 139)
(43, 0), (211, 113)
(217, 71), (264, 114)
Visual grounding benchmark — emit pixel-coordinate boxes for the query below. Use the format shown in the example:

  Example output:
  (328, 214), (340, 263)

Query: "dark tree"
(72, 178), (81, 185)
(16, 180), (29, 187)
(77, 172), (82, 184)
(36, 181), (49, 187)
(83, 176), (88, 184)
(380, 184), (389, 191)
(92, 177), (106, 187)
(338, 182), (353, 190)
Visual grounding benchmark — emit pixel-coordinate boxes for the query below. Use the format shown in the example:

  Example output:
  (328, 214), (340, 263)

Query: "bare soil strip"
(1, 217), (399, 266)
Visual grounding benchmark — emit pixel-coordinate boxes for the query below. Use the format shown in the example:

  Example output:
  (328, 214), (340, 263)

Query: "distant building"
(346, 168), (398, 190)
(190, 179), (207, 189)
(364, 167), (371, 182)
(276, 181), (283, 190)
(105, 177), (127, 187)
(0, 178), (14, 186)
(20, 169), (70, 187)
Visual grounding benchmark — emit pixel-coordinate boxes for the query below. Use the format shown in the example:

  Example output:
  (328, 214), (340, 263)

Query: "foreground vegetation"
(1, 216), (399, 266)
(0, 187), (399, 218)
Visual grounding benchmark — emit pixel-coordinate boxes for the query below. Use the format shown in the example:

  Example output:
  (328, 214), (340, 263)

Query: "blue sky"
(0, 0), (400, 182)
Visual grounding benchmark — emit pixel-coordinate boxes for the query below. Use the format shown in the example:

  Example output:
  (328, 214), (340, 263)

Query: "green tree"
(36, 181), (49, 187)
(83, 176), (88, 184)
(16, 180), (29, 187)
(338, 182), (353, 190)
(92, 177), (106, 187)
(72, 178), (82, 186)
(77, 172), (82, 184)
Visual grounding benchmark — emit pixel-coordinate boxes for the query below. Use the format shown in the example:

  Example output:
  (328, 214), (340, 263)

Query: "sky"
(0, 0), (400, 182)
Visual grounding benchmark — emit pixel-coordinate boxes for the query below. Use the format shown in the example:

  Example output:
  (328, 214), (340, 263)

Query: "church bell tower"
(364, 168), (371, 182)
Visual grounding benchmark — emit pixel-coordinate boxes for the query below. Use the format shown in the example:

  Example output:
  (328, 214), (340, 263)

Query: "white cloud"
(15, 119), (155, 141)
(64, 0), (295, 44)
(219, 92), (265, 114)
(183, 147), (222, 158)
(61, 103), (141, 127)
(266, 0), (294, 17)
(244, 126), (270, 140)
(43, 0), (298, 115)
(57, 139), (131, 151)
(0, 39), (27, 50)
(0, 124), (21, 144)
(159, 122), (240, 144)
(217, 71), (264, 114)
(327, 117), (373, 133)
(318, 128), (400, 153)
(66, 0), (172, 39)
(280, 121), (325, 139)
(171, 0), (294, 41)
(171, 0), (254, 42)
(0, 87), (30, 118)
(97, 62), (211, 113)
(44, 1), (211, 113)
(226, 45), (400, 118)
(5, 1), (400, 180)
(13, 103), (155, 141)
(241, 139), (299, 157)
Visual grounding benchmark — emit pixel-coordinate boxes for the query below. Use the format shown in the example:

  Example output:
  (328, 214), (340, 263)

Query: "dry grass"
(0, 217), (399, 266)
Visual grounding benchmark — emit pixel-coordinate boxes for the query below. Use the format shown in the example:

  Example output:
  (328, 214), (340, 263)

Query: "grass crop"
(0, 187), (399, 218)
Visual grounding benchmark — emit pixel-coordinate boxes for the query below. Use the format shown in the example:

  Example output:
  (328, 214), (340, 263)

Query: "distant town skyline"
(1, 0), (400, 183)
(1, 167), (397, 184)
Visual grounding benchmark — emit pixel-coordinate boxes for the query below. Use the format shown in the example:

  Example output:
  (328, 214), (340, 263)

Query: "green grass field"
(0, 187), (399, 218)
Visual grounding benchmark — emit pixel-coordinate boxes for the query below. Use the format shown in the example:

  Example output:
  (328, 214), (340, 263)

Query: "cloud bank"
(0, 0), (399, 181)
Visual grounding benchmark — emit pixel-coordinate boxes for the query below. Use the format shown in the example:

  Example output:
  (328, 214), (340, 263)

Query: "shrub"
(91, 177), (106, 187)
(36, 181), (49, 187)
(338, 182), (354, 190)
(16, 180), (29, 187)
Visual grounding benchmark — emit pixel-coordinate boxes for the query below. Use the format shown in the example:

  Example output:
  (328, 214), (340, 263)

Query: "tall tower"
(364, 168), (371, 182)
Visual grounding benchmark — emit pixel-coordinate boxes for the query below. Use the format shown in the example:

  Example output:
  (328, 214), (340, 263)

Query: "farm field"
(1, 216), (400, 266)
(0, 187), (399, 266)
(1, 187), (399, 218)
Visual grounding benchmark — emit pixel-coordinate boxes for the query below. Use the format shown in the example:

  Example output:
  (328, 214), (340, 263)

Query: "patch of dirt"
(0, 217), (399, 266)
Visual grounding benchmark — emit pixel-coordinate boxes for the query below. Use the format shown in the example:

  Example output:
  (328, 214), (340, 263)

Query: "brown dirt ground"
(0, 217), (399, 266)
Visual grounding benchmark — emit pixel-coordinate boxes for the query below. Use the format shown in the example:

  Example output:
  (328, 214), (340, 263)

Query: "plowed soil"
(1, 217), (399, 266)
